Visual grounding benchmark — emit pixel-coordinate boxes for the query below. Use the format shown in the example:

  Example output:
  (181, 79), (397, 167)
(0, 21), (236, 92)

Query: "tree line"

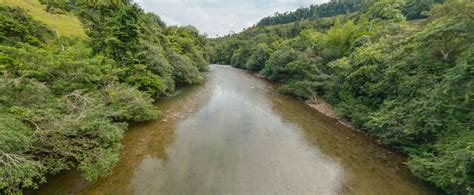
(257, 0), (444, 27)
(212, 0), (473, 193)
(0, 0), (210, 193)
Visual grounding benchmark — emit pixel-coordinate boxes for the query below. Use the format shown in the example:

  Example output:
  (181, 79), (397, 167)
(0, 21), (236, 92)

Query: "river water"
(36, 65), (436, 194)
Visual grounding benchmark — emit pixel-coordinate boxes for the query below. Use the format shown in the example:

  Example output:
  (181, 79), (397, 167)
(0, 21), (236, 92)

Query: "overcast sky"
(133, 0), (328, 37)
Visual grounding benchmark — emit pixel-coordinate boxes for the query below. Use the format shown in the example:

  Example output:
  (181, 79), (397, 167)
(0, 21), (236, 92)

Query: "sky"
(133, 0), (329, 37)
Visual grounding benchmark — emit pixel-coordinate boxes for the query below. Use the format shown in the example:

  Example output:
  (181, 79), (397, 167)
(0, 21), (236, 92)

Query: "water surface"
(37, 65), (436, 194)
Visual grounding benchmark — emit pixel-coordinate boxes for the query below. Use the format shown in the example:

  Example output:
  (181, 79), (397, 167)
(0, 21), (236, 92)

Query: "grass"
(0, 0), (86, 38)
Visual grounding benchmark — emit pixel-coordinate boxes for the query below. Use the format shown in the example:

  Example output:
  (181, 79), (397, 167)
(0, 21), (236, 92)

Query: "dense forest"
(1, 0), (473, 194)
(257, 0), (444, 26)
(0, 0), (210, 193)
(213, 0), (473, 194)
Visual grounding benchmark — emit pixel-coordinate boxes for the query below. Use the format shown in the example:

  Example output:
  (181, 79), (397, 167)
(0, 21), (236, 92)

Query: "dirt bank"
(305, 96), (355, 130)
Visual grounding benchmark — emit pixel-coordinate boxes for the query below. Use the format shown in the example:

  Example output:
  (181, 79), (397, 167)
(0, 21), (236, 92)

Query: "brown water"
(36, 65), (437, 195)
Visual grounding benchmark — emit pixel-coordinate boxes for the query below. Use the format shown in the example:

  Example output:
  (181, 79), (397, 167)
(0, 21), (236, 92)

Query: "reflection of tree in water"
(269, 93), (436, 194)
(36, 75), (212, 195)
(37, 66), (437, 195)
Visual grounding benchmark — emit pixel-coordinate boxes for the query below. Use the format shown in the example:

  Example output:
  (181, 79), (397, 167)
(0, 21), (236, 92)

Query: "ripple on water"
(35, 65), (437, 195)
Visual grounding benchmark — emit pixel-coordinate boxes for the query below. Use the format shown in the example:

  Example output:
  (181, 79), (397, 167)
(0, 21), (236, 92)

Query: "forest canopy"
(212, 0), (473, 193)
(257, 0), (445, 26)
(1, 0), (473, 194)
(0, 0), (210, 193)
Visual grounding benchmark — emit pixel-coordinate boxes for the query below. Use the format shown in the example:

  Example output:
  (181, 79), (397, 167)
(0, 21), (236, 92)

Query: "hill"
(0, 0), (85, 38)
(0, 1), (211, 193)
(257, 0), (444, 27)
(212, 0), (474, 193)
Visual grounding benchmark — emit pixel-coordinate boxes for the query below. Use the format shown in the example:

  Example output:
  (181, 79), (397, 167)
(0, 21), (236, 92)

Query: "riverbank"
(253, 72), (355, 129)
(249, 70), (405, 155)
(305, 97), (355, 130)
(36, 65), (437, 194)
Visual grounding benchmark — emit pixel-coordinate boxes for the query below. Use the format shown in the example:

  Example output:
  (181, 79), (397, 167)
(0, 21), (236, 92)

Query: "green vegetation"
(212, 0), (473, 193)
(1, 0), (86, 38)
(1, 0), (472, 194)
(257, 0), (444, 27)
(0, 0), (210, 193)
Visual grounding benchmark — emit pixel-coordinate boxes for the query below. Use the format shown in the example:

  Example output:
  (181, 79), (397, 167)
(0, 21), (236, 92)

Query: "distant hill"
(257, 0), (373, 26)
(0, 0), (85, 38)
(257, 0), (444, 27)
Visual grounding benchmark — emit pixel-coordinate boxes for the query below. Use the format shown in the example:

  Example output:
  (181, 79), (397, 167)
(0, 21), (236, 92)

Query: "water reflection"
(131, 65), (343, 194)
(270, 90), (436, 194)
(36, 65), (436, 195)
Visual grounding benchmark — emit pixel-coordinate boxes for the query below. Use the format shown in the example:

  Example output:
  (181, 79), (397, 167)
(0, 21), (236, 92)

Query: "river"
(36, 65), (437, 194)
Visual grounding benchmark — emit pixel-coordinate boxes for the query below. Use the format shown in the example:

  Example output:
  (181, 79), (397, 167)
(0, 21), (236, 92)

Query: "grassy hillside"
(0, 0), (85, 38)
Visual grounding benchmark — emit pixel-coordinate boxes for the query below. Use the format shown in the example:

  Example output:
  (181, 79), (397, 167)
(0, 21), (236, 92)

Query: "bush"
(260, 47), (298, 81)
(166, 49), (203, 84)
(245, 43), (271, 72)
(407, 130), (474, 194)
(1, 0), (209, 193)
(212, 1), (473, 193)
(102, 83), (158, 122)
(0, 5), (54, 46)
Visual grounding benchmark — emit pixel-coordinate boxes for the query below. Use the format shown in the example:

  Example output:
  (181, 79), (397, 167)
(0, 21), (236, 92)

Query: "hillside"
(257, 0), (372, 26)
(0, 0), (85, 38)
(0, 0), (472, 194)
(0, 1), (211, 193)
(256, 0), (444, 27)
(212, 0), (474, 194)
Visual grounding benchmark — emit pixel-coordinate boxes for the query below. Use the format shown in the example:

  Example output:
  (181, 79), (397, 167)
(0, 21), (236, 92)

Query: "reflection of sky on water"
(131, 66), (343, 194)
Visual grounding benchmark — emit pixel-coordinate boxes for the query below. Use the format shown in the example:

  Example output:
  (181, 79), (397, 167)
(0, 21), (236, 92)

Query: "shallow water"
(36, 65), (437, 194)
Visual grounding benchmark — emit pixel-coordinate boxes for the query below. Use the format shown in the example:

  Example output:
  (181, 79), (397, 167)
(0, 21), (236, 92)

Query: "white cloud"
(134, 0), (329, 37)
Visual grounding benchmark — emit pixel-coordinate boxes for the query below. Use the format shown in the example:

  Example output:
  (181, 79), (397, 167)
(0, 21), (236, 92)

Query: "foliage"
(35, 0), (212, 96)
(256, 0), (444, 27)
(0, 0), (209, 193)
(0, 6), (54, 46)
(402, 0), (444, 20)
(365, 0), (407, 22)
(245, 43), (272, 72)
(212, 0), (473, 193)
(165, 49), (204, 84)
(1, 0), (86, 38)
(257, 0), (373, 26)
